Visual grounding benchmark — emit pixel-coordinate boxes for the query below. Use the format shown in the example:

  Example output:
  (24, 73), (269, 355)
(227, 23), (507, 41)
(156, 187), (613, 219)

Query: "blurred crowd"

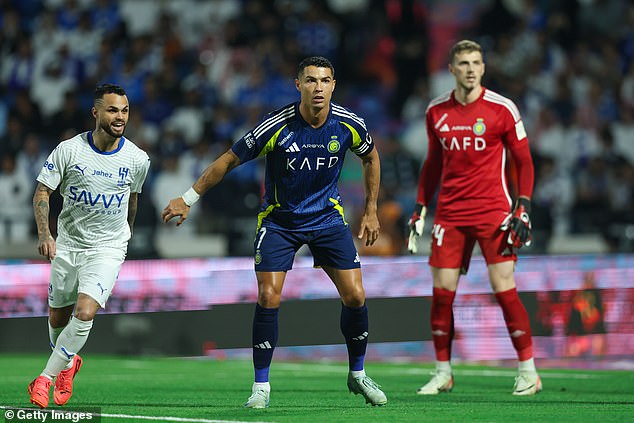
(1, 0), (633, 257)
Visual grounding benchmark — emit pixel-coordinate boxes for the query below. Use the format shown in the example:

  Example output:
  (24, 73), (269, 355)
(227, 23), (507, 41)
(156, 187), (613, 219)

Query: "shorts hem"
(77, 290), (106, 308)
(255, 267), (292, 272)
(315, 263), (361, 270)
(485, 255), (517, 265)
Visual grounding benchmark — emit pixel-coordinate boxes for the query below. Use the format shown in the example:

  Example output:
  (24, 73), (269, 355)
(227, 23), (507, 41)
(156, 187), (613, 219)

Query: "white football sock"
(436, 360), (452, 374)
(48, 321), (65, 349)
(350, 369), (366, 378)
(42, 318), (93, 378)
(518, 358), (536, 373)
(49, 321), (74, 369)
(253, 382), (270, 392)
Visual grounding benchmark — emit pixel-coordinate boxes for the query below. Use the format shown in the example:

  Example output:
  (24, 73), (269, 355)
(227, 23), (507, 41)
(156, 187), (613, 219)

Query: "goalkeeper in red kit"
(408, 40), (541, 396)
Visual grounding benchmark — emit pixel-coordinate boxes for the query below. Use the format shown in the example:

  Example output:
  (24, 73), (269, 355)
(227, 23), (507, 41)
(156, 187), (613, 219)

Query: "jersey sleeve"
(36, 143), (67, 190)
(345, 118), (374, 157)
(500, 102), (534, 199)
(131, 153), (151, 193)
(231, 107), (291, 163)
(509, 142), (534, 199)
(231, 129), (263, 164)
(416, 111), (443, 206)
(500, 101), (528, 146)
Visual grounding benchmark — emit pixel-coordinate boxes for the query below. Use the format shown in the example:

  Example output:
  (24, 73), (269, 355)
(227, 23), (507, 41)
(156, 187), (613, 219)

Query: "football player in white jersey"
(27, 84), (150, 408)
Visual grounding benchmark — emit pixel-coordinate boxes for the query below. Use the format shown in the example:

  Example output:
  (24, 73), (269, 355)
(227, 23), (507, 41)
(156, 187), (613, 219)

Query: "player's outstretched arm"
(358, 148), (380, 246)
(162, 149), (241, 226)
(33, 182), (56, 260)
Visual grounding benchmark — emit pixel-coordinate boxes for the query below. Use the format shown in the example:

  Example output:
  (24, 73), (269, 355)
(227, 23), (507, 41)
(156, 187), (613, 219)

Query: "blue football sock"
(340, 303), (368, 371)
(252, 304), (279, 382)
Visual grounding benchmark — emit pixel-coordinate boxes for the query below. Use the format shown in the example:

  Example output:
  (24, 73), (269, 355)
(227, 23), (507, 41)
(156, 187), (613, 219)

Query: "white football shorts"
(48, 246), (126, 309)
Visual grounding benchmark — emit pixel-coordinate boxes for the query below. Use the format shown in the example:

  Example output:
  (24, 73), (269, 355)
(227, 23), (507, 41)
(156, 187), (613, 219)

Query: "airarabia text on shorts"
(4, 408), (100, 423)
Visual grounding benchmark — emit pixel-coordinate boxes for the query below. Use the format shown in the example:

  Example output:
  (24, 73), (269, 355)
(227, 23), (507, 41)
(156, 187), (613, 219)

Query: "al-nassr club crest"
(473, 118), (486, 135)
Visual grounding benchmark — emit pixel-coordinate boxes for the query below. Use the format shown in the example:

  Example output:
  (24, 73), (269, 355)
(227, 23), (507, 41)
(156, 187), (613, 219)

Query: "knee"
(49, 305), (74, 328)
(341, 286), (365, 308)
(490, 270), (516, 293)
(258, 286), (282, 308)
(431, 267), (460, 291)
(73, 294), (101, 321)
(73, 307), (97, 322)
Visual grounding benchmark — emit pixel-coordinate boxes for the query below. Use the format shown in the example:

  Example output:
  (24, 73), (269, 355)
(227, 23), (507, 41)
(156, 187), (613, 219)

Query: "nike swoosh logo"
(515, 384), (535, 393)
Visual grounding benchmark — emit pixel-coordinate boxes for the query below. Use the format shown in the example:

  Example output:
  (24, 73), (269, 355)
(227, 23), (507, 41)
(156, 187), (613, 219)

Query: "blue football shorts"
(253, 224), (361, 272)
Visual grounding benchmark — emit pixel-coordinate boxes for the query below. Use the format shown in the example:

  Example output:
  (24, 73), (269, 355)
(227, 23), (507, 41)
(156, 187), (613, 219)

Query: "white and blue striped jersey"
(37, 131), (150, 250)
(231, 102), (374, 231)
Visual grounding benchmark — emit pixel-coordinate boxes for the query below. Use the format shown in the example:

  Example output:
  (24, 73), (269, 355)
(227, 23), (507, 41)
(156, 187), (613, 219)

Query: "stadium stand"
(1, 0), (632, 258)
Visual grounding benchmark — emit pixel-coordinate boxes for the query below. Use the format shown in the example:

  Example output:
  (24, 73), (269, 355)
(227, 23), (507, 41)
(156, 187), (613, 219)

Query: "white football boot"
(416, 371), (454, 395)
(513, 372), (542, 396)
(244, 383), (270, 408)
(347, 372), (387, 406)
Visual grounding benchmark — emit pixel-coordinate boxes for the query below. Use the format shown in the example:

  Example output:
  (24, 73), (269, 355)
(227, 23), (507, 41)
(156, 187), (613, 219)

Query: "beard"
(99, 119), (125, 138)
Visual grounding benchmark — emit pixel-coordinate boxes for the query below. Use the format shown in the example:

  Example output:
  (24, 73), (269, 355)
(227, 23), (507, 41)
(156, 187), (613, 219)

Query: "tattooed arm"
(127, 192), (139, 237)
(33, 182), (56, 260)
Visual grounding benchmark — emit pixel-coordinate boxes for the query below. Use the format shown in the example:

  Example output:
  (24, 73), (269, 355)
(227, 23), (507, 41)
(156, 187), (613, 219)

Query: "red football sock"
(431, 287), (456, 361)
(495, 287), (533, 361)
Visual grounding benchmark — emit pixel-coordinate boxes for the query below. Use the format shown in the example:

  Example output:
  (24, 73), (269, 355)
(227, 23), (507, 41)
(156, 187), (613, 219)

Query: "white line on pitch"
(0, 407), (273, 423)
(99, 412), (272, 423)
(273, 363), (598, 379)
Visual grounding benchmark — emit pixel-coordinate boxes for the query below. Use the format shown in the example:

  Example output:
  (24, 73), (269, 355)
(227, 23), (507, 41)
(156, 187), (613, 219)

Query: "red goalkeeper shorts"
(429, 222), (516, 273)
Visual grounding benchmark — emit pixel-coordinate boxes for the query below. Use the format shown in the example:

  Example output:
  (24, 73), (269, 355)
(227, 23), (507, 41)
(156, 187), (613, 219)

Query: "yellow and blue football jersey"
(232, 102), (374, 231)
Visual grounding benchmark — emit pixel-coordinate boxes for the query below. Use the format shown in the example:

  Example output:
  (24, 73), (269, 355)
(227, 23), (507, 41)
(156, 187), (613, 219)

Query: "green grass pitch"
(1, 354), (632, 422)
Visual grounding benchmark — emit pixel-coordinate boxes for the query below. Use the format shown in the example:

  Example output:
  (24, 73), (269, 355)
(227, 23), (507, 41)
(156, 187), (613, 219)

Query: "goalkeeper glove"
(407, 203), (426, 254)
(501, 197), (532, 248)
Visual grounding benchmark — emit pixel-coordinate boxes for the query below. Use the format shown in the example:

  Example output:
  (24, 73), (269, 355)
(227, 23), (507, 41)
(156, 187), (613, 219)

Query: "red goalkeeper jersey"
(417, 88), (534, 226)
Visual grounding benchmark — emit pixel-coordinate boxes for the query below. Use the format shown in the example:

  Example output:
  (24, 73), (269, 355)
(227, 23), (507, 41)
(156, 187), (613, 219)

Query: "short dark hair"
(297, 56), (335, 79)
(94, 83), (126, 102)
